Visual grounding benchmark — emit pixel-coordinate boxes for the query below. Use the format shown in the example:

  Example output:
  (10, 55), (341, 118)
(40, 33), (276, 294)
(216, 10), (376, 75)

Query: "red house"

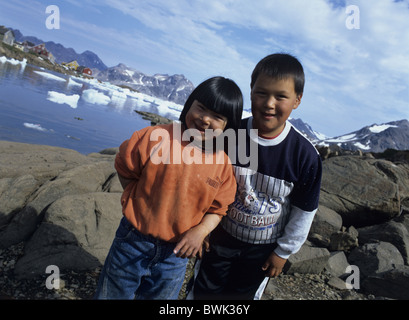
(77, 66), (92, 76)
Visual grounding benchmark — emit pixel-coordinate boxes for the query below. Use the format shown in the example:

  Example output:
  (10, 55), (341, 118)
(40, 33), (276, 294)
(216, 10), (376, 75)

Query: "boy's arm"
(262, 206), (317, 277)
(174, 213), (222, 259)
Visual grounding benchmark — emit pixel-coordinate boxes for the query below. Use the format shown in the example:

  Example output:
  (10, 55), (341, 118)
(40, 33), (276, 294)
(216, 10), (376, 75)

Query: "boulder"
(14, 192), (122, 279)
(0, 141), (91, 183)
(0, 174), (40, 228)
(357, 220), (409, 265)
(361, 265), (409, 299)
(347, 242), (404, 278)
(284, 243), (330, 274)
(0, 161), (116, 248)
(325, 251), (350, 278)
(319, 156), (404, 227)
(308, 205), (343, 247)
(328, 226), (358, 252)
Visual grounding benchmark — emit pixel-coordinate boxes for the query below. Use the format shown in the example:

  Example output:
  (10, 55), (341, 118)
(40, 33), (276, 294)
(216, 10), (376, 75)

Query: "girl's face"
(185, 100), (228, 141)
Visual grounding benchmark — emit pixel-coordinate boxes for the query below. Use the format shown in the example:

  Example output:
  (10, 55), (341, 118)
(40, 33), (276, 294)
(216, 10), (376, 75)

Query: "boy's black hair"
(251, 53), (305, 95)
(179, 76), (243, 131)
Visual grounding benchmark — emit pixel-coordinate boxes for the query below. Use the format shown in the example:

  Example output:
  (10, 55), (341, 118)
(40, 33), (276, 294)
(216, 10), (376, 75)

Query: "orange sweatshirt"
(114, 122), (237, 242)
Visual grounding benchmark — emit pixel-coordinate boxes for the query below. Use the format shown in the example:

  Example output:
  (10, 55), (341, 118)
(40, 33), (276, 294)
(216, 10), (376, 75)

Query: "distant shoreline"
(0, 41), (173, 127)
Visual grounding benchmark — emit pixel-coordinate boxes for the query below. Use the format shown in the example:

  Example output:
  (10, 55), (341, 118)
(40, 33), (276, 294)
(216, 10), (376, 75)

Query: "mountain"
(316, 119), (409, 153)
(11, 29), (107, 70)
(93, 63), (195, 105)
(289, 118), (328, 142)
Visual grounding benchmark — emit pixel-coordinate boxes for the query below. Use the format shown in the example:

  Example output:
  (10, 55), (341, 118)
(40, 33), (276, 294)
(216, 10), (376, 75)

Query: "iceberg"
(23, 122), (48, 132)
(81, 89), (111, 105)
(34, 70), (66, 82)
(47, 91), (80, 109)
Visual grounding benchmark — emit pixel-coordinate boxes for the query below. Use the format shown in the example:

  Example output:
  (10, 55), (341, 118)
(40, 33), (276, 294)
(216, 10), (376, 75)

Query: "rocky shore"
(1, 139), (409, 300)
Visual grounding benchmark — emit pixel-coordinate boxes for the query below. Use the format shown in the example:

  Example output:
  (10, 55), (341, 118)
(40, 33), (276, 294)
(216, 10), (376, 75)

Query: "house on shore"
(77, 65), (92, 76)
(62, 60), (79, 71)
(0, 26), (15, 46)
(30, 43), (55, 64)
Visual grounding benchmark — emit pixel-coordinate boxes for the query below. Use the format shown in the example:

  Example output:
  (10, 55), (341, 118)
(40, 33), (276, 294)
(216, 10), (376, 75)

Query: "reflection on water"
(0, 59), (181, 154)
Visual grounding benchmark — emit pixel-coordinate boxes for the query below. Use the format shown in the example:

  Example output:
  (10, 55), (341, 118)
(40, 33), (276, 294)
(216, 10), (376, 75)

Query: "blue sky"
(1, 0), (408, 137)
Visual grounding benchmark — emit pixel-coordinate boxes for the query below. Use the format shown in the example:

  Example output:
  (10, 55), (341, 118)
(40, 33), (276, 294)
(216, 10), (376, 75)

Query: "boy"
(194, 53), (322, 299)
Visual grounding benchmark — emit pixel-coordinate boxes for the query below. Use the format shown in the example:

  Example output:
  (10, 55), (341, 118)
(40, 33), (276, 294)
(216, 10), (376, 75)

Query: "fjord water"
(0, 61), (155, 154)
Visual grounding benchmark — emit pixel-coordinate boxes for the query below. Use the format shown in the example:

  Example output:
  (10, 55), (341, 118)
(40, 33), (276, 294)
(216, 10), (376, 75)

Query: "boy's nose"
(266, 96), (276, 108)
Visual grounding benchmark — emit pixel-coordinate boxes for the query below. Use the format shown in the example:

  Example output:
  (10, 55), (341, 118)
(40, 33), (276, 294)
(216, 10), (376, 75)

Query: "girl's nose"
(201, 114), (211, 124)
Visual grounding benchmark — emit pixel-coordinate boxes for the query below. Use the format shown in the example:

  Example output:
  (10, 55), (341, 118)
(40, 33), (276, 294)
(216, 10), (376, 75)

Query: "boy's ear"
(293, 93), (303, 110)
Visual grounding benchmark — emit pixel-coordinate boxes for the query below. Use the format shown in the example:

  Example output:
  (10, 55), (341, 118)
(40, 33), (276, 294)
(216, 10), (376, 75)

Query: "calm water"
(0, 60), (158, 154)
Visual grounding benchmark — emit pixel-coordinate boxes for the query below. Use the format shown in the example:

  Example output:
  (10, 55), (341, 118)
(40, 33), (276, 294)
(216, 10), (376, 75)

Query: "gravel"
(1, 243), (376, 300)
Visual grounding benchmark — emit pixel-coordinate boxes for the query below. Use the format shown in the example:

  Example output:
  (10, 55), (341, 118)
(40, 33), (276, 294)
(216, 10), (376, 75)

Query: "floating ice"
(34, 70), (66, 82)
(23, 122), (48, 132)
(68, 77), (82, 87)
(81, 89), (111, 105)
(0, 56), (27, 69)
(47, 91), (80, 109)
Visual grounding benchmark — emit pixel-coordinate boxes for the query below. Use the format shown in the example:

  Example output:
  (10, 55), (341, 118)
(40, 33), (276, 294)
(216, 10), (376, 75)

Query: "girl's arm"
(174, 213), (222, 259)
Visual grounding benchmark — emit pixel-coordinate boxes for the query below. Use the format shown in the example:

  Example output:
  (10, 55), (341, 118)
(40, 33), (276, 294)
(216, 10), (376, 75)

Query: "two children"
(95, 76), (243, 299)
(96, 53), (322, 300)
(194, 53), (322, 299)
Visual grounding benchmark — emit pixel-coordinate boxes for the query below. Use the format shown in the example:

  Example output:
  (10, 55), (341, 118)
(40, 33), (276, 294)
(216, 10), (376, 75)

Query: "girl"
(95, 76), (243, 299)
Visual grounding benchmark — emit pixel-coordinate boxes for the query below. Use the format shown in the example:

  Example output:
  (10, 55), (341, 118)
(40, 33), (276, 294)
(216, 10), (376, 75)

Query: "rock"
(14, 192), (122, 279)
(361, 265), (409, 299)
(0, 161), (116, 248)
(358, 220), (409, 265)
(0, 175), (40, 228)
(0, 141), (91, 183)
(347, 242), (404, 278)
(319, 156), (402, 227)
(284, 244), (331, 274)
(308, 205), (343, 247)
(328, 226), (358, 251)
(326, 251), (350, 278)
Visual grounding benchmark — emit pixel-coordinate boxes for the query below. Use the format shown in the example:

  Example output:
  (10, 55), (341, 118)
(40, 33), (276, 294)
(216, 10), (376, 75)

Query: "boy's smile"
(251, 74), (302, 138)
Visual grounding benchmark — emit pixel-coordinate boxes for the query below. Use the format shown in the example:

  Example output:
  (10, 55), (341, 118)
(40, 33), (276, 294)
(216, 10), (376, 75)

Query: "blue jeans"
(94, 217), (189, 300)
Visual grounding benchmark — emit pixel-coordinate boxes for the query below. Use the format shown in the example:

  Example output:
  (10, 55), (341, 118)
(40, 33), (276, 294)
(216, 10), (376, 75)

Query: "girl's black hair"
(179, 76), (243, 131)
(251, 53), (305, 95)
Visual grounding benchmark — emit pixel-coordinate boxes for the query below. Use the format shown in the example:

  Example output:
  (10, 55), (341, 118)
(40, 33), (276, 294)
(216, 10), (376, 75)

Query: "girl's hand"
(174, 224), (209, 259)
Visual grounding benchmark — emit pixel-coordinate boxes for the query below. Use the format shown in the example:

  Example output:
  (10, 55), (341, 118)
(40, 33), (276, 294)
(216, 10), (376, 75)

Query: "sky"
(0, 0), (408, 138)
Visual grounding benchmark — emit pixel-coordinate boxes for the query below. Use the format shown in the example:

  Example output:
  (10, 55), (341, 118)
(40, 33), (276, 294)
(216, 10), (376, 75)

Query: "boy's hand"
(174, 225), (209, 259)
(262, 252), (287, 277)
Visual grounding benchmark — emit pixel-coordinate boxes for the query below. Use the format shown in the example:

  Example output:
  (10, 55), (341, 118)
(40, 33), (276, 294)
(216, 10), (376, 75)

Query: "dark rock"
(357, 220), (409, 265)
(14, 192), (122, 279)
(347, 242), (404, 278)
(361, 265), (409, 299)
(320, 156), (403, 227)
(284, 244), (330, 274)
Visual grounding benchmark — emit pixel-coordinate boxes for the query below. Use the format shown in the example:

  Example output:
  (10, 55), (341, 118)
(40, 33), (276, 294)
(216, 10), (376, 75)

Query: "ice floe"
(23, 122), (48, 132)
(47, 91), (80, 109)
(34, 70), (66, 82)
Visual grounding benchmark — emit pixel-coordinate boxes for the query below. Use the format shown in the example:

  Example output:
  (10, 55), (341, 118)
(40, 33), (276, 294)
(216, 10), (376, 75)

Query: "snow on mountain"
(92, 64), (195, 105)
(315, 119), (409, 153)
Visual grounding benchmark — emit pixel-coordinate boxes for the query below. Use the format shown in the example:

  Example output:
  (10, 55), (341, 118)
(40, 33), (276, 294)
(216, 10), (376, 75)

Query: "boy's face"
(251, 74), (302, 138)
